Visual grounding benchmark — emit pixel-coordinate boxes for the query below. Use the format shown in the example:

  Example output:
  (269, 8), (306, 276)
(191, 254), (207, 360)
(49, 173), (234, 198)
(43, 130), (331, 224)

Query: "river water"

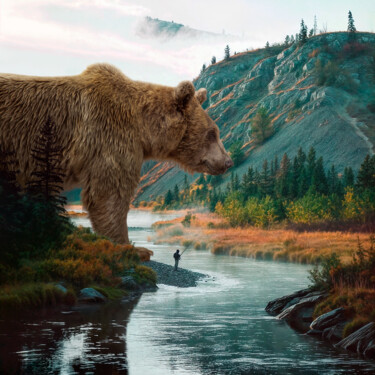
(1, 210), (374, 375)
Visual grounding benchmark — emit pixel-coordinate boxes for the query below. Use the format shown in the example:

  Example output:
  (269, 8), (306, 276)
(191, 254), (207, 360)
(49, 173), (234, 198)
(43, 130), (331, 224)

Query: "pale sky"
(0, 0), (374, 86)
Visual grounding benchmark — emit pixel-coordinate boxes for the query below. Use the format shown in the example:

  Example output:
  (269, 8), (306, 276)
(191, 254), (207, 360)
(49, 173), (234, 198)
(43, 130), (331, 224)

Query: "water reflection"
(0, 300), (139, 374)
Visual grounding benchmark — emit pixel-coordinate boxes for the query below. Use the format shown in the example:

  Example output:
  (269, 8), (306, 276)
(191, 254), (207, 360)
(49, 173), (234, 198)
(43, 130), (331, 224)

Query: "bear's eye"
(206, 129), (217, 143)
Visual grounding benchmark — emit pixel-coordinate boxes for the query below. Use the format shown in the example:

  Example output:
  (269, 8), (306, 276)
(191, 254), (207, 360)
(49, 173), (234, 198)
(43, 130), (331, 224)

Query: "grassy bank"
(152, 212), (372, 264)
(0, 227), (156, 314)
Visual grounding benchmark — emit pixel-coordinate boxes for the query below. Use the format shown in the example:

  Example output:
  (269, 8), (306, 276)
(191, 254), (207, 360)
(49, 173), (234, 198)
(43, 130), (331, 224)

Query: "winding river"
(1, 210), (375, 374)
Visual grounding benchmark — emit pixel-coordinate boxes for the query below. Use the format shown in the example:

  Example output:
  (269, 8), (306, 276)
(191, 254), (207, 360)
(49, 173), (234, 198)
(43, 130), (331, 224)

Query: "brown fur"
(0, 63), (231, 243)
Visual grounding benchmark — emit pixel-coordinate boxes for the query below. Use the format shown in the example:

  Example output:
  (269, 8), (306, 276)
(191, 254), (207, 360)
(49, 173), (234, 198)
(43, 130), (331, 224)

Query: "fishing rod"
(180, 244), (192, 256)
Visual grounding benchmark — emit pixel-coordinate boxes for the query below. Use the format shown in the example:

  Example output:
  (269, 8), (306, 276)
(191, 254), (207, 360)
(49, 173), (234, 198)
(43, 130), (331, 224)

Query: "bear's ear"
(175, 81), (195, 108)
(196, 88), (207, 104)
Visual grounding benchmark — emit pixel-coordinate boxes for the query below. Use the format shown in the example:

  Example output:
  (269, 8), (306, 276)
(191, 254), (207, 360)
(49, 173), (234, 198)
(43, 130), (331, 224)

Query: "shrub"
(134, 265), (157, 284)
(308, 253), (341, 290)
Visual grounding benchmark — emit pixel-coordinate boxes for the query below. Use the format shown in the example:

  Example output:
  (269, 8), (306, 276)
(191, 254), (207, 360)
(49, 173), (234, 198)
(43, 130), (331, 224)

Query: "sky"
(0, 0), (374, 86)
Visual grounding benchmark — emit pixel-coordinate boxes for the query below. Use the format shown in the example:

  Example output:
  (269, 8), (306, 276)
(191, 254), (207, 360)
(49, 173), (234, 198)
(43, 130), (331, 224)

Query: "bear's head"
(169, 81), (233, 175)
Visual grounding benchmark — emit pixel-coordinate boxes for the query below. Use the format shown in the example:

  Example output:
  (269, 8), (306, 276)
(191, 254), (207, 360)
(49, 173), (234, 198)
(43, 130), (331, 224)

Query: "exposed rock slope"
(135, 32), (375, 202)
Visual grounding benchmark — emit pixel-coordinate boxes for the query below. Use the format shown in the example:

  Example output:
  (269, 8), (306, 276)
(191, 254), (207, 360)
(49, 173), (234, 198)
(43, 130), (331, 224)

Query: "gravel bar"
(142, 260), (207, 288)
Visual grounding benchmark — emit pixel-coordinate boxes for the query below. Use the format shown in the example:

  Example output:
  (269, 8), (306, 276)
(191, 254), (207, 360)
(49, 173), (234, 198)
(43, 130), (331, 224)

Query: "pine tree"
(173, 184), (180, 202)
(327, 165), (342, 195)
(224, 45), (230, 60)
(251, 107), (273, 144)
(299, 19), (308, 45)
(27, 117), (66, 212)
(229, 142), (244, 167)
(260, 160), (273, 196)
(211, 56), (216, 65)
(312, 157), (328, 195)
(348, 11), (356, 33)
(265, 41), (270, 49)
(307, 147), (316, 183)
(356, 154), (375, 190)
(164, 189), (173, 206)
(343, 167), (354, 187)
(309, 29), (314, 37)
(277, 153), (291, 198)
(284, 35), (290, 46)
(201, 64), (206, 74)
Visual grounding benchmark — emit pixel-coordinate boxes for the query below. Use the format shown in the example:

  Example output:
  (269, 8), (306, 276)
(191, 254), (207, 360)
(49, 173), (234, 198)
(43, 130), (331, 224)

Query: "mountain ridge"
(134, 31), (375, 203)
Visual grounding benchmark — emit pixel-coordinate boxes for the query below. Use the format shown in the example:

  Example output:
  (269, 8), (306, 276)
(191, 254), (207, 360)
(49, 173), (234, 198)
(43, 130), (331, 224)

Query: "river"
(1, 210), (374, 375)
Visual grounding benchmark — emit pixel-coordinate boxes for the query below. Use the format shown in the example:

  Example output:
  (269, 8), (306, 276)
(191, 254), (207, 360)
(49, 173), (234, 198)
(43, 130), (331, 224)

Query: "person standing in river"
(173, 249), (181, 271)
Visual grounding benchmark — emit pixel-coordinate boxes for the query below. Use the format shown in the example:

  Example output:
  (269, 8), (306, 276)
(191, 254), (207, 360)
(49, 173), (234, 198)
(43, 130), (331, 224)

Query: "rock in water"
(310, 307), (346, 331)
(265, 289), (311, 316)
(335, 322), (375, 358)
(276, 292), (326, 332)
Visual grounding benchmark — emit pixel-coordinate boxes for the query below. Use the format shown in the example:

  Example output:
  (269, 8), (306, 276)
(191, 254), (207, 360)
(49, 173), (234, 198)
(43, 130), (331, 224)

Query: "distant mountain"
(134, 32), (375, 203)
(136, 16), (227, 39)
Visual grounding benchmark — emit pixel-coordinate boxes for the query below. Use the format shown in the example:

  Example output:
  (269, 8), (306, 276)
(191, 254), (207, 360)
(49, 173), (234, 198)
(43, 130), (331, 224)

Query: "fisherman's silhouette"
(173, 249), (181, 271)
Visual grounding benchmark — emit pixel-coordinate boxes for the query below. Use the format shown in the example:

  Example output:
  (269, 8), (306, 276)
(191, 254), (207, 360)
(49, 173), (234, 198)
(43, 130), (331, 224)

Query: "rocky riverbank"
(142, 260), (208, 287)
(266, 289), (375, 359)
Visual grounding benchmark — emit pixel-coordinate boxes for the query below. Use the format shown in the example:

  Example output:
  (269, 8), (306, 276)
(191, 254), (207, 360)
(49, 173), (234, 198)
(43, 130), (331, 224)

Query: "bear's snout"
(225, 157), (234, 170)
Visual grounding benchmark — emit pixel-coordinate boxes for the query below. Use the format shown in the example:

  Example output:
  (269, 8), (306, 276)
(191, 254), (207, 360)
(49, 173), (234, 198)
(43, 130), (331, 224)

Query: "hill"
(134, 32), (375, 203)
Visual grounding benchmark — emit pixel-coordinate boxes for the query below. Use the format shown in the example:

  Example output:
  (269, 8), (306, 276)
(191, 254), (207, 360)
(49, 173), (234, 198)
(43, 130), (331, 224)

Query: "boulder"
(120, 275), (140, 291)
(310, 307), (346, 331)
(336, 322), (375, 358)
(78, 288), (107, 303)
(276, 293), (326, 332)
(265, 288), (311, 315)
(322, 322), (347, 342)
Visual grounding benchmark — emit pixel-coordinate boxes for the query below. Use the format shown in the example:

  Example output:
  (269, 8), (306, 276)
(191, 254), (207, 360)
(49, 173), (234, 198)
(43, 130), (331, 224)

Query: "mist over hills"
(134, 31), (375, 203)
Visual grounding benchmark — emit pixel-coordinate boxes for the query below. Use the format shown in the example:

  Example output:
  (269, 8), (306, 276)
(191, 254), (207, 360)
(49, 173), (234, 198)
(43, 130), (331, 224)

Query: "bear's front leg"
(82, 189), (131, 244)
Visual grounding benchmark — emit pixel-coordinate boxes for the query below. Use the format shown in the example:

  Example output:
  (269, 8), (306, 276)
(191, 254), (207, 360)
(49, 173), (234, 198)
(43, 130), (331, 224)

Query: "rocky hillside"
(134, 32), (375, 203)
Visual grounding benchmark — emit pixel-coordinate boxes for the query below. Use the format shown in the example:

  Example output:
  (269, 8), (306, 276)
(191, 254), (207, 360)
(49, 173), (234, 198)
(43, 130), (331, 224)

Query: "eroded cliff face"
(135, 32), (375, 202)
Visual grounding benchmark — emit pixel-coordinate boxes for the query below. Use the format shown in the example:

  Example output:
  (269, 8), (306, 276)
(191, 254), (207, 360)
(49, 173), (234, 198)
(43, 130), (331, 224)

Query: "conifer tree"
(343, 167), (354, 187)
(201, 64), (206, 74)
(299, 19), (308, 45)
(347, 11), (356, 33)
(164, 189), (173, 206)
(251, 107), (273, 144)
(27, 117), (66, 214)
(224, 45), (230, 60)
(312, 157), (328, 195)
(307, 147), (316, 183)
(173, 184), (180, 202)
(356, 154), (375, 190)
(229, 141), (244, 167)
(211, 56), (216, 65)
(284, 35), (290, 46)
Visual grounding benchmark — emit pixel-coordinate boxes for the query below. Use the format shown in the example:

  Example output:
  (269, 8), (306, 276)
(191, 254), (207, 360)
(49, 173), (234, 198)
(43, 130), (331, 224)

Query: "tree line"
(156, 148), (375, 229)
(202, 11), (357, 75)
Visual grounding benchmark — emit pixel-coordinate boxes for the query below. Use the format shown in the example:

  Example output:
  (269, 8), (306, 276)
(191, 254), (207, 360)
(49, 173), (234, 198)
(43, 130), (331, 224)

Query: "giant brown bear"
(0, 63), (233, 245)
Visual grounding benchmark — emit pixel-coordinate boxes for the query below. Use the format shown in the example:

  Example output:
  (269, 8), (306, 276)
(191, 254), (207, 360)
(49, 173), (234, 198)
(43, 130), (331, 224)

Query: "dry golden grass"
(152, 212), (372, 265)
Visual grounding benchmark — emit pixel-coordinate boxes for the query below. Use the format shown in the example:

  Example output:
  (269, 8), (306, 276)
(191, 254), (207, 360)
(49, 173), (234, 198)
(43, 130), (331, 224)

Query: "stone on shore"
(310, 307), (346, 331)
(265, 289), (312, 316)
(142, 260), (207, 288)
(78, 288), (107, 303)
(276, 292), (326, 331)
(335, 322), (375, 358)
